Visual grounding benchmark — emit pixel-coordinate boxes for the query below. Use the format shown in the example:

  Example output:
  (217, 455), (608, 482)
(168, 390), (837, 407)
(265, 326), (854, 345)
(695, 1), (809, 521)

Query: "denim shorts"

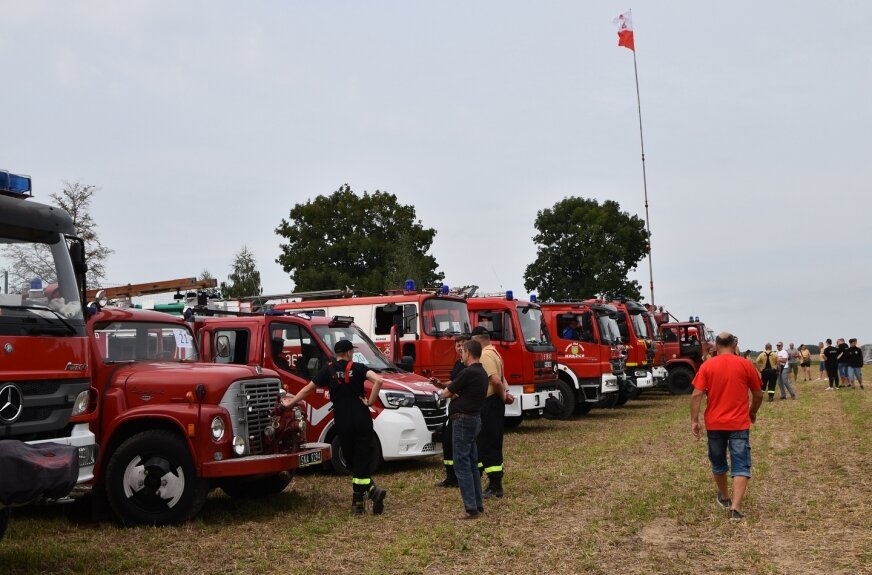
(839, 364), (850, 378)
(707, 429), (751, 477)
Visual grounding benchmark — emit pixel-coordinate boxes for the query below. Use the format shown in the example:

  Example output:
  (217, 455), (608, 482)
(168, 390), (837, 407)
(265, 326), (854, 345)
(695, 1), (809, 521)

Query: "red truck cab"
(610, 298), (664, 395)
(87, 306), (330, 526)
(195, 311), (447, 474)
(466, 294), (560, 425)
(655, 311), (714, 394)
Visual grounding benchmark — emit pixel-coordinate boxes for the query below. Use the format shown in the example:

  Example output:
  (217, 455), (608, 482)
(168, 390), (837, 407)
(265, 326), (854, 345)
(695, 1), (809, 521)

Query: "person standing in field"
(430, 334), (472, 488)
(837, 338), (850, 387)
(690, 332), (764, 522)
(798, 344), (812, 382)
(755, 343), (779, 402)
(818, 341), (827, 381)
(823, 339), (840, 389)
(786, 343), (800, 385)
(844, 338), (865, 390)
(775, 342), (797, 400)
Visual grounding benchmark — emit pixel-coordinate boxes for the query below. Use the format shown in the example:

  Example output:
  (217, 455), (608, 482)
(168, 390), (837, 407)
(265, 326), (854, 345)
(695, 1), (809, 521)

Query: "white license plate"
(299, 451), (323, 467)
(544, 361), (552, 368)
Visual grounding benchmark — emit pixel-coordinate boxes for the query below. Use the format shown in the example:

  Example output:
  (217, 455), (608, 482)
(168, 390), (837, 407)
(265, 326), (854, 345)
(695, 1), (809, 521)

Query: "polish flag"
(613, 10), (634, 51)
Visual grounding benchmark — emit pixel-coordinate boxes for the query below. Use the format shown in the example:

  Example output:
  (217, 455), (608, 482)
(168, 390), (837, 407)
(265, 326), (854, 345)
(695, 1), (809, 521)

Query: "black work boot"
(482, 472), (504, 499)
(437, 465), (458, 488)
(368, 484), (387, 515)
(351, 492), (366, 515)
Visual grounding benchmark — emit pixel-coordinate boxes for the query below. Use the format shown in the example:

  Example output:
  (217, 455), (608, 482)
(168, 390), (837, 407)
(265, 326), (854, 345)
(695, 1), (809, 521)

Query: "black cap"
(471, 326), (490, 336)
(333, 339), (356, 353)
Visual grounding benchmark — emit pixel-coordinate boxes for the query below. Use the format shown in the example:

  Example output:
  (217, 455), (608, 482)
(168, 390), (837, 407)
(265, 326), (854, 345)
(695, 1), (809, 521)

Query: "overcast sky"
(2, 1), (869, 351)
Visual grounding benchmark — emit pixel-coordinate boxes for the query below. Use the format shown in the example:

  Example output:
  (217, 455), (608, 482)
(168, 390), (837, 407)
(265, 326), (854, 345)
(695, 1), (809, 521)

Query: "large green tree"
(221, 245), (262, 298)
(523, 197), (649, 301)
(275, 185), (443, 293)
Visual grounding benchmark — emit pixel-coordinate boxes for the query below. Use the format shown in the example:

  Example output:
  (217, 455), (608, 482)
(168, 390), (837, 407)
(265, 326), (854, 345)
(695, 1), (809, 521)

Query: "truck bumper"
(652, 366), (668, 385)
(200, 442), (331, 478)
(630, 369), (655, 389)
(375, 407), (442, 461)
(601, 374), (619, 395)
(27, 423), (97, 485)
(506, 385), (561, 417)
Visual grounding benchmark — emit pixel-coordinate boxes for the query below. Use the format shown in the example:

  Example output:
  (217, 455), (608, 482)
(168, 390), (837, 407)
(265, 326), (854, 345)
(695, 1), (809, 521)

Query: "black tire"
(0, 508), (10, 541)
(105, 429), (208, 526)
(220, 472), (292, 499)
(614, 389), (629, 407)
(574, 401), (593, 416)
(547, 380), (576, 420)
(667, 366), (695, 395)
(597, 392), (620, 408)
(625, 380), (642, 400)
(330, 432), (382, 476)
(503, 416), (523, 429)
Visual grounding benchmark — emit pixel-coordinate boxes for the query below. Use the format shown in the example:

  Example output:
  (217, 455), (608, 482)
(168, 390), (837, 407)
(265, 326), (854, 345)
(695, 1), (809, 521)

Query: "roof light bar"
(0, 170), (32, 196)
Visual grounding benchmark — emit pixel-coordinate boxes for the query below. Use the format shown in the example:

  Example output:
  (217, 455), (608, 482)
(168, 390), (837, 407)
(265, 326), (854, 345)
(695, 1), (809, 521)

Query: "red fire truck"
(610, 298), (665, 395)
(653, 309), (714, 394)
(273, 281), (470, 382)
(466, 293), (561, 425)
(0, 170), (98, 535)
(85, 301), (330, 526)
(194, 309), (447, 474)
(539, 301), (623, 416)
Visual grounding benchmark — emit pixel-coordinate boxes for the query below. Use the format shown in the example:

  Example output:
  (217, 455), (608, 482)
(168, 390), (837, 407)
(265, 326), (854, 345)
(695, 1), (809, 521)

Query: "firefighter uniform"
(476, 338), (506, 498)
(312, 340), (386, 514)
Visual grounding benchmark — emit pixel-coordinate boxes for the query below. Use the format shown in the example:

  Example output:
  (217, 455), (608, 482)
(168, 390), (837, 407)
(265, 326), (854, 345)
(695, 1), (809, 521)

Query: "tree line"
(3, 183), (650, 302)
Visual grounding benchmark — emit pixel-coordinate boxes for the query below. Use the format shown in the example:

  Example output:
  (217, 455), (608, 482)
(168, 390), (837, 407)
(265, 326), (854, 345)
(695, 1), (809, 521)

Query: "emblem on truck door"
(0, 383), (24, 424)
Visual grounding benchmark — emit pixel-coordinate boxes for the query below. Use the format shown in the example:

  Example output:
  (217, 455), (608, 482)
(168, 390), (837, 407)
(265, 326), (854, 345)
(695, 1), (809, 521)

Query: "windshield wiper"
(0, 304), (78, 335)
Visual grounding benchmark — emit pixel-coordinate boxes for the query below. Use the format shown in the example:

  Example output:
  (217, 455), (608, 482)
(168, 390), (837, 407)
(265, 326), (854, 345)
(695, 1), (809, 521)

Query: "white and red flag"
(613, 10), (634, 51)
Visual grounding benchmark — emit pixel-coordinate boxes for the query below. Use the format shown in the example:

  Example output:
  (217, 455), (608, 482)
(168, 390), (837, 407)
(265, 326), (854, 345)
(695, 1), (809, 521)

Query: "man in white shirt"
(775, 342), (797, 400)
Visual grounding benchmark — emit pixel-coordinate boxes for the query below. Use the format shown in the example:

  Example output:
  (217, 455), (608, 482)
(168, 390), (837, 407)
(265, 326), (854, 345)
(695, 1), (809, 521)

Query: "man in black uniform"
(430, 334), (471, 488)
(284, 339), (386, 515)
(823, 339), (841, 389)
(438, 339), (489, 519)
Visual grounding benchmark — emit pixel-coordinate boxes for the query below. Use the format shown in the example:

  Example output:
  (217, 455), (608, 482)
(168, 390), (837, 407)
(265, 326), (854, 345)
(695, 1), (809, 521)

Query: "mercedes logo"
(0, 383), (24, 424)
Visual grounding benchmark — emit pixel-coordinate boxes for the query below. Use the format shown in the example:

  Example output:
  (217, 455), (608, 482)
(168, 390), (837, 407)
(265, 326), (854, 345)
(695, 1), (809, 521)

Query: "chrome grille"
(239, 379), (281, 455)
(413, 393), (448, 432)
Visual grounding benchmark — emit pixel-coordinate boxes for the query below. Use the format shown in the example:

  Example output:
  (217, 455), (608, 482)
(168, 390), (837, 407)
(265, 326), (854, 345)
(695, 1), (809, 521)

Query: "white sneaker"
(826, 387), (833, 390)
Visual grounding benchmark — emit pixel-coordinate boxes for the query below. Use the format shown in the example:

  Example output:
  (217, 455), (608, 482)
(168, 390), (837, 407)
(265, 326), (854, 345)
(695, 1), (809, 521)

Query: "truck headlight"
(232, 435), (246, 456)
(71, 390), (90, 416)
(378, 390), (415, 409)
(211, 416), (225, 441)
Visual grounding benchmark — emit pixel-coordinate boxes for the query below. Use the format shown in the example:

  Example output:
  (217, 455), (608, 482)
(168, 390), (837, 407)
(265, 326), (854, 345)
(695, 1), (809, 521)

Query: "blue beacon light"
(404, 279), (416, 291)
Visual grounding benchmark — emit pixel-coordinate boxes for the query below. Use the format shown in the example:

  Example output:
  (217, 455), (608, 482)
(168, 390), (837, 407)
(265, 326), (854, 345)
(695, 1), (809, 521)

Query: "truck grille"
(0, 378), (87, 441)
(239, 379), (281, 455)
(413, 393), (448, 432)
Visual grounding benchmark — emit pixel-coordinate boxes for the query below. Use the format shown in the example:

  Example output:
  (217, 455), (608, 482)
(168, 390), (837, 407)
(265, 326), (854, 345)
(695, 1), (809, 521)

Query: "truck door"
(269, 322), (328, 380)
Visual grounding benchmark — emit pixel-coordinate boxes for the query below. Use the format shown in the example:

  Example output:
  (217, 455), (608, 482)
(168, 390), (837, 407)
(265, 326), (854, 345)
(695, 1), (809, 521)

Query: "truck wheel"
(0, 508), (10, 540)
(330, 432), (382, 476)
(546, 380), (576, 420)
(597, 392), (619, 409)
(667, 366), (695, 395)
(614, 389), (630, 407)
(220, 472), (292, 499)
(105, 430), (208, 526)
(503, 415), (523, 429)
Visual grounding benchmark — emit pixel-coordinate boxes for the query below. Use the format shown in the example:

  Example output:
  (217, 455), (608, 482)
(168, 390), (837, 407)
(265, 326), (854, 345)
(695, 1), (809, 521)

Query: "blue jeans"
(452, 414), (483, 513)
(707, 429), (752, 477)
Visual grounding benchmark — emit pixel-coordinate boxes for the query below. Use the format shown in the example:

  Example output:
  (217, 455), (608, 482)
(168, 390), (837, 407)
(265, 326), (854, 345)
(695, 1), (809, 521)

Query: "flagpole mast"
(631, 48), (654, 306)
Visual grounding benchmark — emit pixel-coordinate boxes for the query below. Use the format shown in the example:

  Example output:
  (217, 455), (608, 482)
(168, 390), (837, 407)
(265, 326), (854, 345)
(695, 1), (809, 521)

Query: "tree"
(2, 181), (113, 291)
(198, 269), (214, 281)
(221, 246), (263, 298)
(275, 184), (444, 293)
(523, 197), (649, 301)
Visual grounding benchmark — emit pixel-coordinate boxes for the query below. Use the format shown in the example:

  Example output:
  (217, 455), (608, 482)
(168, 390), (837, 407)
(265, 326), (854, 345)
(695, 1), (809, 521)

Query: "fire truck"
(466, 293), (561, 425)
(539, 301), (623, 415)
(654, 309), (715, 394)
(610, 298), (665, 394)
(273, 281), (471, 382)
(0, 170), (98, 536)
(194, 307), (447, 474)
(84, 289), (330, 526)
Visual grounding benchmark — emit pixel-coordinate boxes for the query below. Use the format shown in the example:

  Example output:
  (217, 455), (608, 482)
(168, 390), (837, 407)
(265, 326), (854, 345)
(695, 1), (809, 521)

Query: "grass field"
(3, 369), (870, 575)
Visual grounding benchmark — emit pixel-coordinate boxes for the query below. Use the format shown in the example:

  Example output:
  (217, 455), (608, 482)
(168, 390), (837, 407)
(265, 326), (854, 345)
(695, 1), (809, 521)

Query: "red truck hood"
(379, 371), (440, 394)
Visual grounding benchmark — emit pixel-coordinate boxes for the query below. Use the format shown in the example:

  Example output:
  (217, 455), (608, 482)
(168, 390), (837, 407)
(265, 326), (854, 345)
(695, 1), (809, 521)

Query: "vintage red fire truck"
(653, 309), (714, 394)
(0, 170), (98, 536)
(85, 302), (330, 526)
(466, 293), (561, 425)
(539, 301), (623, 416)
(273, 281), (470, 382)
(194, 309), (447, 474)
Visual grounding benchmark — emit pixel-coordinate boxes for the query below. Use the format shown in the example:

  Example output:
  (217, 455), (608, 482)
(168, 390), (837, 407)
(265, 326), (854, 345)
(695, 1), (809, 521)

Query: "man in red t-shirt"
(690, 332), (764, 522)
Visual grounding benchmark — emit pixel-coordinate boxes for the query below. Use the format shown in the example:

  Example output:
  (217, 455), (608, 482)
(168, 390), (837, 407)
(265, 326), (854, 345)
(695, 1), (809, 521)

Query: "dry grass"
(2, 368), (871, 575)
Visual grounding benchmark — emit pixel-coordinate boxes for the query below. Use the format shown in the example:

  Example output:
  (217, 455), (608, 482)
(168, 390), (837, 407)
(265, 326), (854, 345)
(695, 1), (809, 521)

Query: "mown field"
(3, 368), (871, 575)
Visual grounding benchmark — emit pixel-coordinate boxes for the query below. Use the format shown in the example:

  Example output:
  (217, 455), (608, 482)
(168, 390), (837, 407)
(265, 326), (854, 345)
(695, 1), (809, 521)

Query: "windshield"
(0, 232), (84, 335)
(646, 314), (659, 340)
(313, 324), (392, 370)
(93, 321), (199, 362)
(422, 298), (470, 336)
(517, 305), (551, 345)
(597, 314), (622, 345)
(630, 312), (649, 339)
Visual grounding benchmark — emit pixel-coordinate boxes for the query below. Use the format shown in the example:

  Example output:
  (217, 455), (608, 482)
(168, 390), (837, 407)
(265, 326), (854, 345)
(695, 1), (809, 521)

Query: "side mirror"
(397, 356), (414, 372)
(69, 239), (87, 276)
(216, 335), (231, 358)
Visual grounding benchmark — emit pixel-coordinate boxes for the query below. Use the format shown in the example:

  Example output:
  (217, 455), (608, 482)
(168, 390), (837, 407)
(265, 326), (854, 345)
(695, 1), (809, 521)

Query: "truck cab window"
(271, 323), (326, 379)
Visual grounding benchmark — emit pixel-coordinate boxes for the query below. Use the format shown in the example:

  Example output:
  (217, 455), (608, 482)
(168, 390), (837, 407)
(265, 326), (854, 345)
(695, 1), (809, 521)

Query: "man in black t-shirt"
(844, 338), (865, 389)
(430, 334), (471, 488)
(823, 339), (841, 389)
(438, 339), (488, 519)
(836, 338), (850, 387)
(284, 339), (386, 515)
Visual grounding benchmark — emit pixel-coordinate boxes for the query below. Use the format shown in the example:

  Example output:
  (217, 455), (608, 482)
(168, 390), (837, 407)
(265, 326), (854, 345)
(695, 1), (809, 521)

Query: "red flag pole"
(631, 47), (654, 306)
